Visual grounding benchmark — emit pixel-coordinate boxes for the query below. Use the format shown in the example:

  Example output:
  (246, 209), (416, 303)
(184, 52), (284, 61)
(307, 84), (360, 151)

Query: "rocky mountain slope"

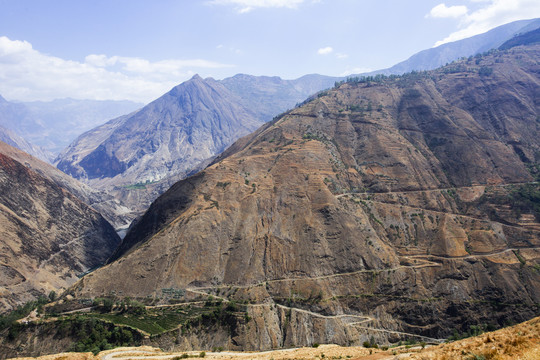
(371, 17), (540, 75)
(71, 45), (540, 350)
(55, 74), (337, 219)
(0, 146), (121, 312)
(0, 141), (132, 230)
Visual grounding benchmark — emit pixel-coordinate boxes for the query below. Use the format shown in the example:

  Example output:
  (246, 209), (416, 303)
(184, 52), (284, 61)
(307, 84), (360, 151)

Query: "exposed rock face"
(0, 148), (121, 312)
(72, 45), (540, 350)
(0, 141), (132, 229)
(57, 75), (263, 185)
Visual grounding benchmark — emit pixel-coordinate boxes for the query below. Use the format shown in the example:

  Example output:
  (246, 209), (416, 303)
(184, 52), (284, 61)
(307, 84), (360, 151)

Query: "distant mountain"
(370, 18), (540, 75)
(20, 98), (142, 154)
(220, 73), (339, 121)
(0, 124), (53, 162)
(74, 45), (540, 350)
(0, 141), (133, 230)
(0, 95), (142, 156)
(0, 144), (120, 312)
(56, 75), (265, 216)
(499, 26), (540, 50)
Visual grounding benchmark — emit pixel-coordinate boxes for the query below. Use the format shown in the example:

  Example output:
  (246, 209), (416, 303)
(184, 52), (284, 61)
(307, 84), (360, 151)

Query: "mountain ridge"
(366, 17), (540, 75)
(0, 96), (142, 157)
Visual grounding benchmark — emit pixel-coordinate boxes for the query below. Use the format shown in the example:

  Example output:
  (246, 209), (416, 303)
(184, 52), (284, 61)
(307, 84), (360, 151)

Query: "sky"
(0, 0), (539, 104)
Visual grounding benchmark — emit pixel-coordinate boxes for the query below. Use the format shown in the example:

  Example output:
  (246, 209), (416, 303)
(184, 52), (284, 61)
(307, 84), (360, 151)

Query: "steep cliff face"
(0, 151), (121, 312)
(73, 45), (540, 349)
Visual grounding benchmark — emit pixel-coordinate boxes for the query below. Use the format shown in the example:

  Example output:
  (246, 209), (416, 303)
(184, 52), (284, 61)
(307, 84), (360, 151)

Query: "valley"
(0, 13), (540, 359)
(2, 44), (539, 358)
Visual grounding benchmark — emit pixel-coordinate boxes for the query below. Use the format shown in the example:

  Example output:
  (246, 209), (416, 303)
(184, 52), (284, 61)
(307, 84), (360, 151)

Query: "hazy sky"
(1, 0), (539, 103)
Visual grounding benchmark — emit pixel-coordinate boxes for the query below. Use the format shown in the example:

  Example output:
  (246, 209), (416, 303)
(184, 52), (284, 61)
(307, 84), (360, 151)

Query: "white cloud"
(210, 0), (306, 13)
(427, 3), (468, 18)
(0, 36), (233, 103)
(432, 0), (540, 46)
(336, 53), (349, 59)
(317, 47), (333, 55)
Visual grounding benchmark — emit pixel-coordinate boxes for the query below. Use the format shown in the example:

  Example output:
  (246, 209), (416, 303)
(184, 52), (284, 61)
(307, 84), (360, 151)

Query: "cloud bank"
(0, 36), (232, 103)
(430, 0), (540, 46)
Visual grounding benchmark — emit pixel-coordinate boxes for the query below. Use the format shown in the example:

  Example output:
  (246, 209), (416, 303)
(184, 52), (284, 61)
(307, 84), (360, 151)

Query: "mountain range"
(55, 74), (339, 220)
(0, 124), (52, 162)
(70, 44), (540, 350)
(53, 19), (540, 228)
(1, 19), (540, 358)
(0, 141), (132, 230)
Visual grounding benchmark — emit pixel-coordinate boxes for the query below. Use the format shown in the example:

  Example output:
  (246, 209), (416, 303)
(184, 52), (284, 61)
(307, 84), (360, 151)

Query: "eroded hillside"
(0, 149), (121, 312)
(65, 45), (540, 351)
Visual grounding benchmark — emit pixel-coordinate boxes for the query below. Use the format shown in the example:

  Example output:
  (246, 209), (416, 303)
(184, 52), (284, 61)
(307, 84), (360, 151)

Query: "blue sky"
(0, 0), (539, 103)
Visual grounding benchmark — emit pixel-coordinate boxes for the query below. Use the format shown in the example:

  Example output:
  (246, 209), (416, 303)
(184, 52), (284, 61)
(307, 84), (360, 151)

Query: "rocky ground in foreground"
(9, 316), (540, 360)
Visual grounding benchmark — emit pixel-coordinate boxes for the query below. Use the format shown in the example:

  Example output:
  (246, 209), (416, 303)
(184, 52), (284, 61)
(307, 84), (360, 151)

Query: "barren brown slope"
(0, 141), (132, 229)
(0, 151), (120, 312)
(74, 45), (540, 350)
